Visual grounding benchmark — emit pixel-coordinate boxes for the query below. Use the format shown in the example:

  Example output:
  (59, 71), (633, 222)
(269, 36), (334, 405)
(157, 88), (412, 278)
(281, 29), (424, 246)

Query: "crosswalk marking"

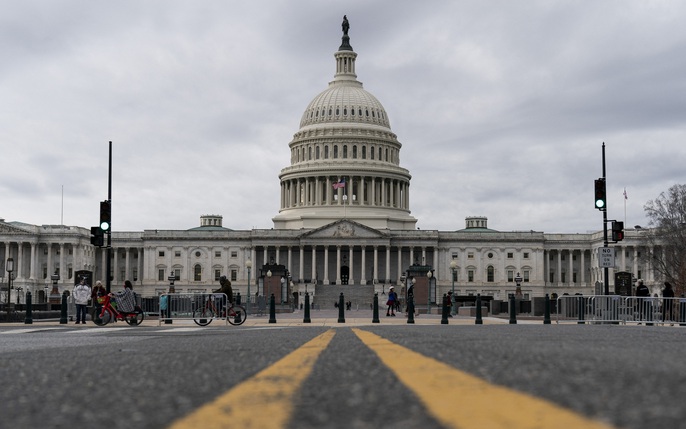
(168, 329), (336, 429)
(352, 329), (616, 429)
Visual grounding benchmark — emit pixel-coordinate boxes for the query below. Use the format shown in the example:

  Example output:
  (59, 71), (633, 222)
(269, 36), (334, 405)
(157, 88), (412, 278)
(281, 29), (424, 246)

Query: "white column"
(336, 246), (341, 284)
(299, 246), (304, 282)
(373, 246), (379, 283)
(311, 245), (317, 282)
(360, 246), (366, 285)
(30, 242), (37, 280)
(324, 246), (329, 284)
(385, 246), (391, 283)
(349, 246), (354, 284)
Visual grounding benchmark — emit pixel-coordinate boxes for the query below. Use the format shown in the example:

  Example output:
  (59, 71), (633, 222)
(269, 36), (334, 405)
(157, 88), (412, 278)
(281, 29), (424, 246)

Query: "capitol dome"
(273, 17), (417, 231)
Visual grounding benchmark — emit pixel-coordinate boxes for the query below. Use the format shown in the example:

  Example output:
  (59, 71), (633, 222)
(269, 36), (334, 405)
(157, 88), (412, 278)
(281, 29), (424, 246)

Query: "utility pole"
(106, 141), (112, 293)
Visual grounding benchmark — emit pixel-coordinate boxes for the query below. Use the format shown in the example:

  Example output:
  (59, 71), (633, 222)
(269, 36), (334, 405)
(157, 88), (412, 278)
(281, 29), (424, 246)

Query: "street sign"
(598, 247), (615, 268)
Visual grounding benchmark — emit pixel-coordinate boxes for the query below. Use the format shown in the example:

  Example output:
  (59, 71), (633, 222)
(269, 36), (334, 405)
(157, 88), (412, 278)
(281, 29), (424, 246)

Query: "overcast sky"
(2, 1), (685, 234)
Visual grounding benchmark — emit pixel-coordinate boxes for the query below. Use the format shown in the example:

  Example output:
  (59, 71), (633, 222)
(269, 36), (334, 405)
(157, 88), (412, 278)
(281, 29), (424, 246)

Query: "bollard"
(440, 294), (449, 325)
(60, 291), (68, 324)
(577, 295), (585, 325)
(372, 293), (380, 323)
(508, 294), (517, 324)
(236, 292), (241, 306)
(268, 294), (276, 324)
(303, 293), (311, 323)
(24, 291), (33, 325)
(543, 294), (551, 324)
(338, 293), (345, 323)
(407, 296), (415, 324)
(475, 294), (483, 325)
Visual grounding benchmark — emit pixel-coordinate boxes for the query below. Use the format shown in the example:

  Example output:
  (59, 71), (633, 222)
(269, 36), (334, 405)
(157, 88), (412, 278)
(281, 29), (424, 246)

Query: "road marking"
(168, 329), (336, 429)
(0, 328), (65, 334)
(352, 329), (616, 429)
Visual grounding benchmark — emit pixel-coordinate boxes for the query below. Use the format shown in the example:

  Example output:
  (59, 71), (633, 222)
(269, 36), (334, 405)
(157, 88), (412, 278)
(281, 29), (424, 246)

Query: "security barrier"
(158, 293), (229, 326)
(556, 295), (686, 325)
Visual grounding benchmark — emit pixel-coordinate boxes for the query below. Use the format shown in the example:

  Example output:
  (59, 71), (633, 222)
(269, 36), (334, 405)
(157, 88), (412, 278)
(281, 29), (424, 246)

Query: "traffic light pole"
(601, 143), (609, 295)
(106, 141), (112, 293)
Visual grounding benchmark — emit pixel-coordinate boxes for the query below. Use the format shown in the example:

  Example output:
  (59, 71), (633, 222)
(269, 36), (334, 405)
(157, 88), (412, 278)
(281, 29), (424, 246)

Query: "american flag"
(333, 178), (346, 189)
(623, 188), (628, 200)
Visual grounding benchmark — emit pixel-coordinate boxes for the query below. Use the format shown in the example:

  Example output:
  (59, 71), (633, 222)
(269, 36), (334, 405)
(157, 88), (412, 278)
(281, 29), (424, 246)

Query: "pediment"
(0, 222), (31, 234)
(301, 219), (388, 239)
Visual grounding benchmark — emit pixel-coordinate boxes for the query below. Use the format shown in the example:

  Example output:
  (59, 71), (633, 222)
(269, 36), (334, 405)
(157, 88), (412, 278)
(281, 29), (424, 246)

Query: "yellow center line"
(352, 328), (617, 429)
(168, 329), (336, 429)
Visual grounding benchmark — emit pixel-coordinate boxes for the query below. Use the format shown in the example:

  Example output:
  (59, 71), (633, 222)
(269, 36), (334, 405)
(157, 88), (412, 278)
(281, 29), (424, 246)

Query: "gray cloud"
(1, 1), (685, 234)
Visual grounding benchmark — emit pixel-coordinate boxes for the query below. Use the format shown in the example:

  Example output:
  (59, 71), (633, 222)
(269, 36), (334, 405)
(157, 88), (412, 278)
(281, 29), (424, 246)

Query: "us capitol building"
(0, 20), (656, 307)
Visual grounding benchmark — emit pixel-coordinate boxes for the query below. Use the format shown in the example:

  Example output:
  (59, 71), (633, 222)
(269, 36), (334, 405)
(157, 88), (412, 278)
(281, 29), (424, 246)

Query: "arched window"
(324, 146), (329, 159)
(194, 264), (202, 281)
(315, 146), (320, 159)
(370, 146), (375, 160)
(333, 145), (338, 159)
(308, 147), (312, 160)
(487, 266), (494, 282)
(343, 145), (348, 158)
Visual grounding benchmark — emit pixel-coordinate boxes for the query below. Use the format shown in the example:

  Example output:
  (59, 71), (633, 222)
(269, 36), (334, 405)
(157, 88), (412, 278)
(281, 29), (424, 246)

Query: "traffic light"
(100, 200), (111, 232)
(612, 221), (624, 241)
(90, 226), (104, 247)
(594, 179), (606, 210)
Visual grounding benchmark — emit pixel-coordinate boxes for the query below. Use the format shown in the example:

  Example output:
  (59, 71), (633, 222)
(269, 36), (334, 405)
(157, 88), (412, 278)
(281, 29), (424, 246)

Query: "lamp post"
(6, 257), (14, 321)
(450, 259), (457, 316)
(44, 284), (49, 304)
(166, 274), (176, 324)
(427, 270), (433, 315)
(246, 259), (252, 315)
(515, 272), (523, 299)
(266, 269), (272, 299)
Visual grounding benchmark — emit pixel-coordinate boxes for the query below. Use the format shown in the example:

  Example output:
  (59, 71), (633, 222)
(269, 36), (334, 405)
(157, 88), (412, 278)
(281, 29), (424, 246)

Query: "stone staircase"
(312, 283), (376, 310)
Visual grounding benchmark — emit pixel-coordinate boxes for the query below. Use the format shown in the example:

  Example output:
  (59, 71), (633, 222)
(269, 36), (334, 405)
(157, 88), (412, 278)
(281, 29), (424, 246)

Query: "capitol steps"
(312, 283), (376, 310)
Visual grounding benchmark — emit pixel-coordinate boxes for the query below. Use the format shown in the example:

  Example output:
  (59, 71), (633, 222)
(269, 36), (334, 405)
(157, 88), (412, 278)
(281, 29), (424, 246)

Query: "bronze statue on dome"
(342, 15), (349, 35)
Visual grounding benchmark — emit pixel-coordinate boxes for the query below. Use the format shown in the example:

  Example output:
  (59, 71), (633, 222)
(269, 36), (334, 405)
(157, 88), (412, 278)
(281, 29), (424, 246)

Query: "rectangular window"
(507, 252), (513, 259)
(231, 270), (238, 282)
(573, 272), (577, 283)
(524, 271), (530, 282)
(561, 272), (566, 283)
(215, 270), (221, 281)
(549, 271), (555, 283)
(159, 251), (165, 258)
(175, 251), (181, 257)
(468, 270), (474, 282)
(231, 251), (238, 258)
(508, 270), (514, 282)
(452, 252), (458, 259)
(452, 270), (458, 282)
(524, 252), (529, 259)
(174, 269), (181, 280)
(216, 251), (222, 258)
(158, 269), (165, 281)
(467, 253), (474, 259)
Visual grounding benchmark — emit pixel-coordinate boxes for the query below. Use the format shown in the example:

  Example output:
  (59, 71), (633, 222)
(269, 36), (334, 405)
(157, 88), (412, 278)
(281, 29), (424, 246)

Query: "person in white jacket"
(73, 278), (92, 324)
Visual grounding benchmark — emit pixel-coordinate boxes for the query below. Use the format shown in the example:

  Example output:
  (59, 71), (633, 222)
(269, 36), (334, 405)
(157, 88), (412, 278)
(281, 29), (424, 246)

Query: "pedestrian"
(443, 292), (453, 318)
(73, 278), (91, 324)
(635, 279), (650, 323)
(446, 290), (454, 317)
(91, 280), (106, 320)
(406, 279), (415, 316)
(663, 281), (675, 323)
(159, 286), (175, 321)
(386, 286), (397, 316)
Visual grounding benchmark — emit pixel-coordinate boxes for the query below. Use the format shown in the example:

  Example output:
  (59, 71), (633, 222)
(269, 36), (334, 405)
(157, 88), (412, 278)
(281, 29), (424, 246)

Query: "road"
(1, 316), (684, 428)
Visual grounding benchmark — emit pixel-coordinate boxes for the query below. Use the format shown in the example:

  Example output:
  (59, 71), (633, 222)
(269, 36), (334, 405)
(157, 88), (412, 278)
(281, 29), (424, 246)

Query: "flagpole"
(623, 188), (627, 227)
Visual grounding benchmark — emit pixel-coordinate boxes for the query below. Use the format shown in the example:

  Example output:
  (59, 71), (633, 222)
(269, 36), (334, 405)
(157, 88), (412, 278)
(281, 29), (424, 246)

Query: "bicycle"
(193, 294), (246, 326)
(93, 294), (145, 326)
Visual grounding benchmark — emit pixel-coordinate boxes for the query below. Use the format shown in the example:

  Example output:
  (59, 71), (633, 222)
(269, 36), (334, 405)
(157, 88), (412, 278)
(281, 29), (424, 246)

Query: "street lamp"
(6, 257), (14, 321)
(266, 269), (272, 298)
(246, 259), (252, 315)
(426, 270), (433, 315)
(515, 272), (523, 299)
(450, 259), (458, 316)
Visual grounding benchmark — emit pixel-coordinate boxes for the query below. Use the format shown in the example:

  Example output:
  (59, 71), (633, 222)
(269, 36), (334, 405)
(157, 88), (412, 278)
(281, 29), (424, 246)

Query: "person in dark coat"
(662, 281), (675, 322)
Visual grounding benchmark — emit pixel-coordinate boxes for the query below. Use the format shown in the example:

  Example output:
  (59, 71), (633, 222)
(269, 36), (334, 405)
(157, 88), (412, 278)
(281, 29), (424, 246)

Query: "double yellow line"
(170, 329), (616, 429)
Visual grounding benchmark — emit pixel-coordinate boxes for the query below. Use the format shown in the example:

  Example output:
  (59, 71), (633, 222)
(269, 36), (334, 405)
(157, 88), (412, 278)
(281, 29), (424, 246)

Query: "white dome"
(299, 83), (391, 129)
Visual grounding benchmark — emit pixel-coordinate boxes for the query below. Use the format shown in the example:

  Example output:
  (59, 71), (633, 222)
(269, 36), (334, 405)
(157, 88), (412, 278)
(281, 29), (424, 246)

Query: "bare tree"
(643, 184), (686, 295)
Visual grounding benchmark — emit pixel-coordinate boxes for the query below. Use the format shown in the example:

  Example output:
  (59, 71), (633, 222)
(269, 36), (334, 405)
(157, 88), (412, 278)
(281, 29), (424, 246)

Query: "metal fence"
(158, 293), (229, 325)
(556, 295), (686, 325)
